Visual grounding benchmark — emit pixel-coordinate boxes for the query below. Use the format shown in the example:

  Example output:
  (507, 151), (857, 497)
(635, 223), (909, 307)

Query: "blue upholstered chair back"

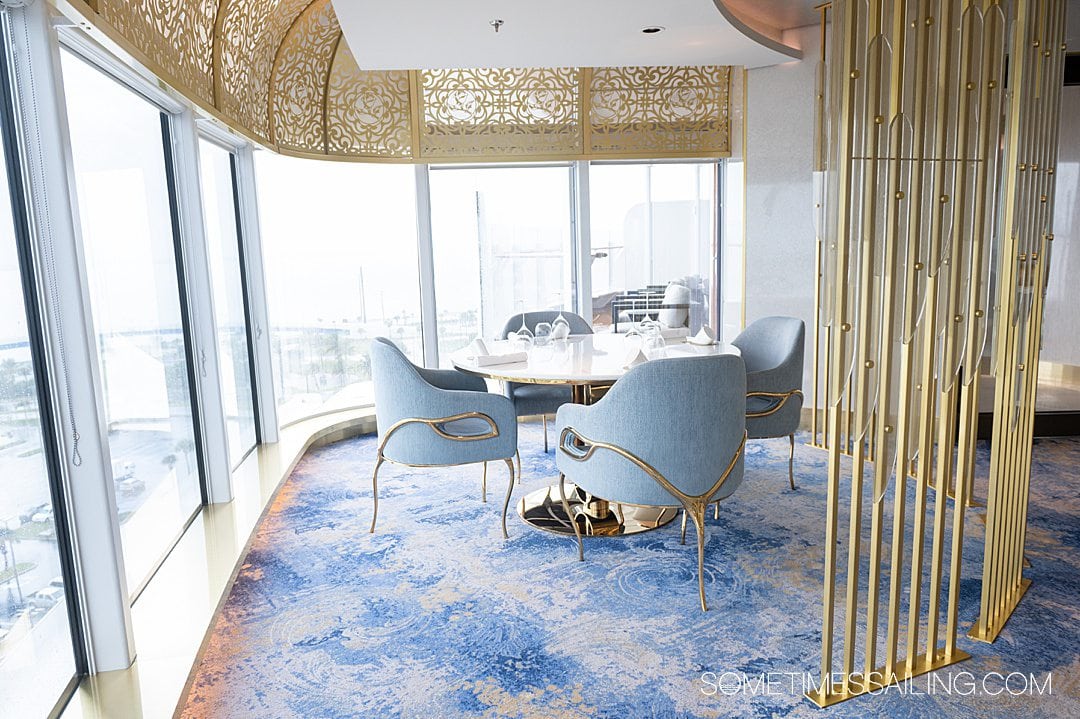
(369, 337), (515, 465)
(732, 317), (805, 438)
(556, 354), (746, 507)
(500, 310), (593, 339)
(371, 337), (432, 433)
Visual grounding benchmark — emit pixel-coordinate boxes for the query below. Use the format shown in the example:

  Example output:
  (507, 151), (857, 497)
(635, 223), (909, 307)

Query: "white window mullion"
(233, 146), (280, 442)
(168, 110), (233, 503)
(572, 160), (592, 322)
(415, 163), (439, 367)
(5, 0), (134, 671)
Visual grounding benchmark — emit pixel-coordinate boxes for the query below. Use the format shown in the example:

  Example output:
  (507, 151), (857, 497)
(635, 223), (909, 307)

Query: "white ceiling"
(333, 0), (802, 71)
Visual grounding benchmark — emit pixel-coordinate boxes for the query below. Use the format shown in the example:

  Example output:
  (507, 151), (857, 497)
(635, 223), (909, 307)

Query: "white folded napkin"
(467, 337), (490, 357)
(659, 327), (691, 340)
(622, 348), (649, 369)
(474, 351), (528, 367)
(687, 326), (718, 346)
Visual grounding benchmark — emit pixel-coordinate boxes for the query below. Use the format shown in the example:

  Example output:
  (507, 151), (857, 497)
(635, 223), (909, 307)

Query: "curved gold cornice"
(60, 0), (733, 163)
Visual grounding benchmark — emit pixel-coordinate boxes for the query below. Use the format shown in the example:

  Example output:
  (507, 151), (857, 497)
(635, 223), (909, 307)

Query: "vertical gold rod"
(1008, 0), (1061, 620)
(948, 0), (1005, 656)
(1001, 2), (1044, 616)
(818, 0), (863, 699)
(886, 0), (933, 677)
(864, 0), (909, 676)
(926, 2), (979, 660)
(1016, 1), (1067, 595)
(841, 0), (885, 687)
(1003, 3), (1045, 614)
(998, 6), (1043, 625)
(906, 0), (959, 671)
(977, 0), (1032, 641)
(824, 326), (834, 450)
(812, 238), (823, 445)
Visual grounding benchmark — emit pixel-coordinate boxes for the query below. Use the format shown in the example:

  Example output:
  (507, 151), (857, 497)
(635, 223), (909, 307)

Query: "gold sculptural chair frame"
(369, 338), (518, 538)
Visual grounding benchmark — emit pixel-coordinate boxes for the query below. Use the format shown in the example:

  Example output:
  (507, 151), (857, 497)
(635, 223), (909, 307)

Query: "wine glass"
(643, 324), (666, 358)
(550, 291), (570, 340)
(512, 299), (533, 347)
(534, 321), (552, 347)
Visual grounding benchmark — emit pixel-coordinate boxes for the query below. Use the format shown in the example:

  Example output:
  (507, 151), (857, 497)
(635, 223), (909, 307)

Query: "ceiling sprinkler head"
(490, 19), (504, 33)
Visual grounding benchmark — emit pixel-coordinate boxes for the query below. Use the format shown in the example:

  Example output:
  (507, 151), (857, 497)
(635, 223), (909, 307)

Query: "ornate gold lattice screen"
(808, 0), (1066, 708)
(62, 0), (731, 162)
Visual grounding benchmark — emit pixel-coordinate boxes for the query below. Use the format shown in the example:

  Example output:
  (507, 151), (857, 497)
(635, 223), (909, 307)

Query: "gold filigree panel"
(589, 66), (731, 156)
(326, 48), (412, 158)
(269, 0), (339, 152)
(98, 0), (217, 105)
(217, 0), (311, 140)
(419, 67), (581, 159)
(65, 1), (733, 162)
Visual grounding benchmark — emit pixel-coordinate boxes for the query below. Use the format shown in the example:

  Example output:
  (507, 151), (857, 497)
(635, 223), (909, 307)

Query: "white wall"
(1041, 85), (1080, 368)
(744, 24), (819, 390)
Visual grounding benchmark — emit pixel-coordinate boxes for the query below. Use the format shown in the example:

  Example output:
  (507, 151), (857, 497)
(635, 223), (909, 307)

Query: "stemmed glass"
(534, 322), (552, 347)
(551, 291), (570, 340)
(511, 300), (533, 348)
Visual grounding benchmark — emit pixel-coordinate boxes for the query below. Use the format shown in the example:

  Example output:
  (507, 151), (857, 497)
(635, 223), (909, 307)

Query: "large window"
(61, 50), (203, 594)
(0, 91), (78, 719)
(589, 162), (718, 333)
(429, 165), (573, 362)
(254, 154), (423, 425)
(198, 138), (258, 467)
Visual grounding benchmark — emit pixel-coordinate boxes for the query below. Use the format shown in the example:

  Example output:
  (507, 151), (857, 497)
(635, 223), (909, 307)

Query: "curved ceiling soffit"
(65, 0), (745, 162)
(711, 0), (802, 61)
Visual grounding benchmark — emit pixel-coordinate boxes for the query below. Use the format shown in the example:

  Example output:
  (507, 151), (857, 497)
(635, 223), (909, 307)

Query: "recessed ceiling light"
(641, 26), (665, 35)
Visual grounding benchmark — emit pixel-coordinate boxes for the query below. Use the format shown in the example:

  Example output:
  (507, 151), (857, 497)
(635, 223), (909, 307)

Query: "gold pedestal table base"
(516, 482), (678, 536)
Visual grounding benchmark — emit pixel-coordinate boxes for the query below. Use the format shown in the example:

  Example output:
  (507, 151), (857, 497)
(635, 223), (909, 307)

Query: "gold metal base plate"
(968, 577), (1032, 643)
(805, 648), (972, 708)
(516, 482), (678, 536)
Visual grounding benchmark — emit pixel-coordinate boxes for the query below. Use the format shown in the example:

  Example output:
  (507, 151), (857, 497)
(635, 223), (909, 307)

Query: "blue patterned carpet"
(178, 423), (1080, 718)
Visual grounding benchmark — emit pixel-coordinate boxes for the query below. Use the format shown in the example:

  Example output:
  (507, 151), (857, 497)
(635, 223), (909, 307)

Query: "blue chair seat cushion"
(747, 395), (782, 416)
(509, 383), (573, 417)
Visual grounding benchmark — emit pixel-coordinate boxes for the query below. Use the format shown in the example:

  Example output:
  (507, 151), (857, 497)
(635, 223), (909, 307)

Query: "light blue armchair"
(369, 337), (518, 537)
(732, 317), (806, 490)
(500, 310), (593, 454)
(555, 354), (747, 611)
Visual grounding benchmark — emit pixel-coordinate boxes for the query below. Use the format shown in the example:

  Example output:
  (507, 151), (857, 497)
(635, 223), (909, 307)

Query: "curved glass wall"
(197, 138), (258, 466)
(254, 154), (422, 425)
(61, 49), (203, 594)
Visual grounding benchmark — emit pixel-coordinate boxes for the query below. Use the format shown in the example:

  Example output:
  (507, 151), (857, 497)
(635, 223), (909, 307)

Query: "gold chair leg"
(680, 510), (687, 545)
(501, 458), (515, 539)
(788, 434), (797, 490)
(686, 503), (709, 611)
(369, 456), (384, 533)
(481, 462), (488, 503)
(713, 502), (719, 520)
(558, 473), (584, 561)
(515, 448), (522, 484)
(543, 414), (549, 452)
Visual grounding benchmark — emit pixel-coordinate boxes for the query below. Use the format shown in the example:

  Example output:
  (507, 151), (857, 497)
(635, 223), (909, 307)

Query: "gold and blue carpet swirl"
(178, 424), (1080, 718)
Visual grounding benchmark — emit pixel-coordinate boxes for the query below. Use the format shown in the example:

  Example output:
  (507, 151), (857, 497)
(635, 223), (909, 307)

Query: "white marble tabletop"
(450, 333), (741, 385)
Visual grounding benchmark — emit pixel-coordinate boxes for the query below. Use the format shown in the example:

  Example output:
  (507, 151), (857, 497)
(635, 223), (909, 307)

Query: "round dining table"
(451, 332), (741, 538)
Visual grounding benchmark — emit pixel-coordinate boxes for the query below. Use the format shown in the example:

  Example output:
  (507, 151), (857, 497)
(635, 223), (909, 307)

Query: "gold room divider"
(808, 0), (1065, 707)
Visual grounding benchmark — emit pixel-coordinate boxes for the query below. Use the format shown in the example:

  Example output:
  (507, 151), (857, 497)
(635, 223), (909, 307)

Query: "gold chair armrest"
(559, 426), (746, 505)
(378, 411), (499, 455)
(746, 389), (804, 418)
